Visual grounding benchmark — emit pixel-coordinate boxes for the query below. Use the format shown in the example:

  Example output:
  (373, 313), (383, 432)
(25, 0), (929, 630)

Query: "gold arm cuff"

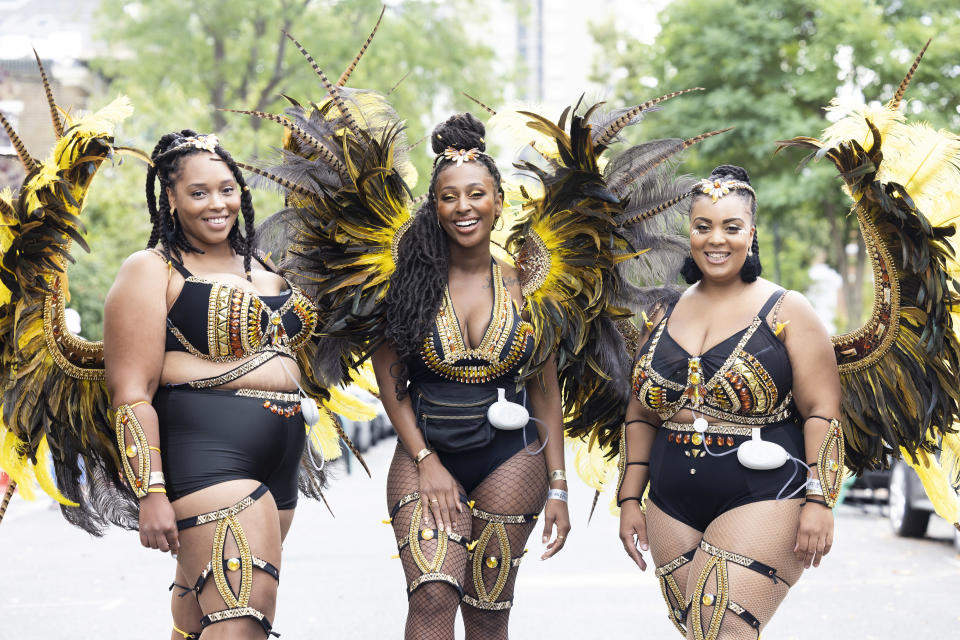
(816, 419), (844, 508)
(549, 469), (567, 482)
(115, 403), (151, 498)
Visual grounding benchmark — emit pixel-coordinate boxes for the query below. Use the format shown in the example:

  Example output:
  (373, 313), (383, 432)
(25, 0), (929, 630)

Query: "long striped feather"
(283, 31), (363, 139)
(32, 49), (63, 138)
(336, 5), (385, 87)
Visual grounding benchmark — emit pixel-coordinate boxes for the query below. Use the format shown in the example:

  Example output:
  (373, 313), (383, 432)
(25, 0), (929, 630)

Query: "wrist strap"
(803, 496), (830, 508)
(617, 496), (643, 507)
(625, 419), (658, 429)
(626, 461), (649, 467)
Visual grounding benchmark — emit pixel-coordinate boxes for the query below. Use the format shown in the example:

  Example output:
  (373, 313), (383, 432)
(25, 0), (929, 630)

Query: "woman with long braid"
(104, 130), (322, 639)
(373, 113), (571, 640)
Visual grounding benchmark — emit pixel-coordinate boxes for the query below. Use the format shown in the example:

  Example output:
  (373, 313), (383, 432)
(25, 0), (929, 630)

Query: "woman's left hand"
(794, 501), (834, 568)
(540, 496), (571, 560)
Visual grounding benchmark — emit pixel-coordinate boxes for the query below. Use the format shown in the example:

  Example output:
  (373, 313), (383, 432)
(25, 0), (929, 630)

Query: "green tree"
(591, 0), (960, 331)
(70, 0), (507, 338)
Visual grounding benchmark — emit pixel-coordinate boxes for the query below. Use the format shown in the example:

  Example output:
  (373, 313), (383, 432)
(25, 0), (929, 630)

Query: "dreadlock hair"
(681, 164), (762, 284)
(145, 129), (256, 277)
(382, 112), (502, 362)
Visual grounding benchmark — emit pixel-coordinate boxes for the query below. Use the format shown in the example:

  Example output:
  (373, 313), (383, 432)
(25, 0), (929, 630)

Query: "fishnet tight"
(386, 442), (547, 640)
(461, 443), (547, 640)
(646, 499), (805, 639)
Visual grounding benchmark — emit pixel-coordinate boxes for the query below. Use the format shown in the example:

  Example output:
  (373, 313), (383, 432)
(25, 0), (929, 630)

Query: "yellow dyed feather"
(347, 362), (380, 395)
(900, 444), (960, 528)
(570, 436), (617, 493)
(821, 101), (904, 151)
(34, 436), (77, 506)
(0, 427), (75, 505)
(324, 387), (377, 421)
(307, 409), (344, 462)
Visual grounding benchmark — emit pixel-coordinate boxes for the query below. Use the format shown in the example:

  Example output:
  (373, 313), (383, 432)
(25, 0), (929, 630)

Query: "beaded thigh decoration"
(388, 492), (468, 598)
(689, 539), (790, 640)
(172, 485), (280, 637)
(462, 504), (538, 611)
(655, 548), (697, 635)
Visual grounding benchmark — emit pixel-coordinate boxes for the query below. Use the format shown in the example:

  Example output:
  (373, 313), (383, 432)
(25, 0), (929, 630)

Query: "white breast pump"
(486, 387), (547, 454)
(736, 428), (789, 470)
(487, 388), (529, 429)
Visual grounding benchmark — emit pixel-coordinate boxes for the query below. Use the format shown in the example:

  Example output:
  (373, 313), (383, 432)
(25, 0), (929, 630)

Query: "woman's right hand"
(619, 501), (649, 570)
(417, 455), (463, 535)
(138, 492), (180, 555)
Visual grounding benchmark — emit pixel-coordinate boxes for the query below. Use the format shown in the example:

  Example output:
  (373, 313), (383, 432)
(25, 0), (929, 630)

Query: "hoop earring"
(493, 216), (503, 231)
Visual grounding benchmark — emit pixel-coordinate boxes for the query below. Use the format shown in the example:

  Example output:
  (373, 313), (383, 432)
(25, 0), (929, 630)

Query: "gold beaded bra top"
(410, 262), (535, 386)
(632, 290), (796, 425)
(164, 257), (319, 362)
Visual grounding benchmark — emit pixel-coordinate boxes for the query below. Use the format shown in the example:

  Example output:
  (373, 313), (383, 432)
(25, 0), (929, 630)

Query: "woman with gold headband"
(0, 57), (343, 636)
(102, 129), (338, 639)
(369, 113), (571, 638)
(617, 164), (843, 638)
(615, 44), (960, 639)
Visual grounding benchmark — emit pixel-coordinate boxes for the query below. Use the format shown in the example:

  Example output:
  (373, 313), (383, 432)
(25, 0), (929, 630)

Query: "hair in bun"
(430, 112), (486, 154)
(709, 164), (750, 184)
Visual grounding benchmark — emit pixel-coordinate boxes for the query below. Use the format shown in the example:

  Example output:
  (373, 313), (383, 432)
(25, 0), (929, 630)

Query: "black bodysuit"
(405, 262), (537, 493)
(631, 290), (805, 531)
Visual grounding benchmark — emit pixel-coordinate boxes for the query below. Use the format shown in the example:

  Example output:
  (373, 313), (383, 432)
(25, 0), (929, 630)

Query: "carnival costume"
(607, 44), (960, 640)
(0, 54), (372, 638)
(223, 13), (726, 625)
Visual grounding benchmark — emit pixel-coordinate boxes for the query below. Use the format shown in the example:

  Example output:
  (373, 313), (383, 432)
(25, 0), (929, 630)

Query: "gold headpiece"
(695, 178), (756, 203)
(168, 133), (220, 155)
(442, 146), (481, 167)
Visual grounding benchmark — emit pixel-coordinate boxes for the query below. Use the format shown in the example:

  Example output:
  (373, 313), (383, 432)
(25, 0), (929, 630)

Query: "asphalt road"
(2, 438), (958, 639)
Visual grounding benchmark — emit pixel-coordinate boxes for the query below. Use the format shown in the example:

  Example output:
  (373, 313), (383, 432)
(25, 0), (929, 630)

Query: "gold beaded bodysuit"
(405, 261), (536, 492)
(631, 290), (804, 530)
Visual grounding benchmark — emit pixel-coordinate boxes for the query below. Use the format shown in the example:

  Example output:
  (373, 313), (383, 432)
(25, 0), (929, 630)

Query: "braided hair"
(681, 164), (762, 284)
(145, 129), (256, 277)
(382, 112), (502, 361)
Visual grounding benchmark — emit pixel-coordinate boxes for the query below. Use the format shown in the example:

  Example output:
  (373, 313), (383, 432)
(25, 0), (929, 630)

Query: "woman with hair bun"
(103, 130), (324, 639)
(616, 164), (842, 638)
(372, 112), (571, 639)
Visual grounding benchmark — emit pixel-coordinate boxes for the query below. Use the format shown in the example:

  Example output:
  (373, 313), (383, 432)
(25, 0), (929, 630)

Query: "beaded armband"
(115, 402), (151, 498)
(816, 419), (844, 508)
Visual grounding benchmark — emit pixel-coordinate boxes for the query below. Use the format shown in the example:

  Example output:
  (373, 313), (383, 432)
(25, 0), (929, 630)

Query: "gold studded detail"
(485, 556), (499, 569)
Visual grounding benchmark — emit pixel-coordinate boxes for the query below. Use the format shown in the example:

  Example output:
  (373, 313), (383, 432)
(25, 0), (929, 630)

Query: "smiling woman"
(102, 130), (326, 639)
(372, 113), (570, 640)
(617, 164), (844, 639)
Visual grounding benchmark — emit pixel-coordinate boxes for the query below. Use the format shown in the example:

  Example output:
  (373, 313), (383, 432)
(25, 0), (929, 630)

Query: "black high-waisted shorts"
(647, 417), (805, 532)
(154, 387), (306, 510)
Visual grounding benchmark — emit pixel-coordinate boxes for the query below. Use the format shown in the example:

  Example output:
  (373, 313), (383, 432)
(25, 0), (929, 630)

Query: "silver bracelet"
(546, 488), (568, 503)
(805, 478), (823, 495)
(148, 471), (166, 487)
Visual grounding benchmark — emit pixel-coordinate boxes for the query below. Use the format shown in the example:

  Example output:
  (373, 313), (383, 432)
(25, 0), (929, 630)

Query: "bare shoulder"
(108, 250), (169, 301)
(116, 249), (169, 280)
(777, 289), (820, 324)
